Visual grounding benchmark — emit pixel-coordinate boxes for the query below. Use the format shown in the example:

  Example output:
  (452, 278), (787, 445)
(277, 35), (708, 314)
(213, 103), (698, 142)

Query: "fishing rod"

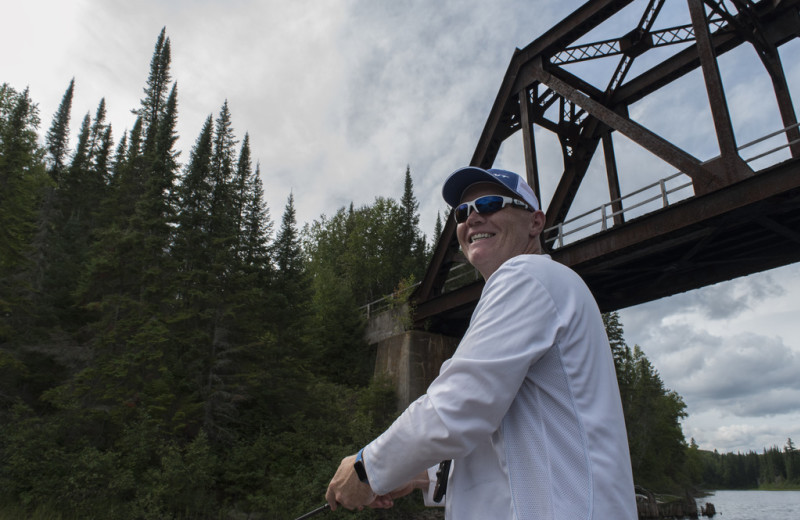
(293, 502), (330, 520)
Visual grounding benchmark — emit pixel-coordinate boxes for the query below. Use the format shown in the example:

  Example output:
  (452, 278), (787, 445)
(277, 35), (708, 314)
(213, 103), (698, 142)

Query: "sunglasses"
(453, 195), (531, 223)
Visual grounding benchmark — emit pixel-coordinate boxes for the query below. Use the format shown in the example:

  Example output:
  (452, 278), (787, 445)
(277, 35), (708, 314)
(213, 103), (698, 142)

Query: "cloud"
(667, 332), (800, 404)
(620, 264), (800, 452)
(683, 407), (799, 453)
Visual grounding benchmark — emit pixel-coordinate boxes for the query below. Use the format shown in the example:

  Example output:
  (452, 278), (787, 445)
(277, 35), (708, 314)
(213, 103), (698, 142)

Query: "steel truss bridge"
(411, 0), (800, 337)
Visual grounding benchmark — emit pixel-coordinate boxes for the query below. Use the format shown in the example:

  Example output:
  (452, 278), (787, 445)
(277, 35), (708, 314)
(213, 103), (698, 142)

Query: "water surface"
(698, 490), (800, 520)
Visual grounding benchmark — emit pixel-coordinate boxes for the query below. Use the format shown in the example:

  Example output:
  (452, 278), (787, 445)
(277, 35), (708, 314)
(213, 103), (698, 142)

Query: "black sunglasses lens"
(454, 204), (469, 223)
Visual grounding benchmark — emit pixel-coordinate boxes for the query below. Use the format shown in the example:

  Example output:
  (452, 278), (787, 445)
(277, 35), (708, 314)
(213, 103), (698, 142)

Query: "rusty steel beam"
(519, 88), (542, 205)
(602, 132), (625, 226)
(545, 135), (601, 232)
(688, 0), (755, 185)
(525, 59), (715, 187)
(513, 0), (637, 64)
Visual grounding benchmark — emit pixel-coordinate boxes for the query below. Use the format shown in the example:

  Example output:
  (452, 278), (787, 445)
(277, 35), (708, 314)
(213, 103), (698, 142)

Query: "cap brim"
(442, 167), (504, 207)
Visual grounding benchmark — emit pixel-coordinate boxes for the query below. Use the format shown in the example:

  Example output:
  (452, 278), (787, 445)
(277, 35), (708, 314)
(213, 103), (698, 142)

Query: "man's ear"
(529, 210), (546, 237)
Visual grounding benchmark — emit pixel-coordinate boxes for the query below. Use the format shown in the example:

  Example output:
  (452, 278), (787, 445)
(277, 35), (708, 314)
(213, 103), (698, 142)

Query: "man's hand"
(325, 455), (376, 511)
(368, 470), (430, 509)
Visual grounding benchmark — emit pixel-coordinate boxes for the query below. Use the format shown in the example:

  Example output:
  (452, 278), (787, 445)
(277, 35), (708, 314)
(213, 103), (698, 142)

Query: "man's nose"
(465, 206), (485, 225)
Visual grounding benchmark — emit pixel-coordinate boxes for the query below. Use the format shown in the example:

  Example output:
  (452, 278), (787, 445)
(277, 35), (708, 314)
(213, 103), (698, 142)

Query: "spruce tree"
(138, 27), (172, 152)
(170, 115), (216, 435)
(133, 83), (179, 305)
(68, 112), (92, 186)
(174, 115), (214, 276)
(0, 85), (49, 340)
(271, 194), (312, 344)
(398, 165), (427, 281)
(105, 117), (146, 224)
(208, 101), (239, 268)
(433, 210), (443, 241)
(239, 159), (273, 275)
(785, 438), (798, 482)
(45, 79), (74, 185)
(234, 139), (273, 303)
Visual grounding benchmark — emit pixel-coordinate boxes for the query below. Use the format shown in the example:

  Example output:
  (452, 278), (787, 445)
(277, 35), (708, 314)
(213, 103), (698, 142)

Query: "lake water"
(698, 490), (800, 520)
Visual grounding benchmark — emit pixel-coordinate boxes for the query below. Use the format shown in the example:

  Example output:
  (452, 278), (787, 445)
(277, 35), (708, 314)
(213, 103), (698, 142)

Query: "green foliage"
(304, 180), (427, 306)
(0, 84), (50, 342)
(45, 79), (74, 182)
(604, 312), (689, 492)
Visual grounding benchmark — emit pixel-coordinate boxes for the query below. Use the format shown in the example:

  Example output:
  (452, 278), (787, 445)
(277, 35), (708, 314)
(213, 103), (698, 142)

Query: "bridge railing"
(360, 262), (479, 319)
(544, 172), (694, 248)
(544, 123), (800, 249)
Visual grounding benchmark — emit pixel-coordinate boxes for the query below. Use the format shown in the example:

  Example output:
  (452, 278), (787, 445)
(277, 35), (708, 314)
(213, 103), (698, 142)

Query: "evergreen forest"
(1, 29), (796, 519)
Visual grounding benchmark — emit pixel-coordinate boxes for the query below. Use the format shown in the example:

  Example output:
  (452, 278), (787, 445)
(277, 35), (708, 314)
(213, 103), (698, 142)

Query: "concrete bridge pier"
(365, 304), (459, 410)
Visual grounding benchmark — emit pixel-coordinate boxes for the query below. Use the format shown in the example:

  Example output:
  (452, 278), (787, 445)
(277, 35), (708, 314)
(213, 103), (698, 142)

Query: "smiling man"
(326, 167), (636, 519)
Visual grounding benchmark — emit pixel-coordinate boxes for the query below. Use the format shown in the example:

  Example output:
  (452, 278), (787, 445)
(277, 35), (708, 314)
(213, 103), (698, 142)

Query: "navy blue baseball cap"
(442, 167), (540, 210)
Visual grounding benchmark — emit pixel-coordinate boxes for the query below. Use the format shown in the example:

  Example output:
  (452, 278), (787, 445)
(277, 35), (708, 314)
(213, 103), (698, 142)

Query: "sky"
(2, 0), (799, 455)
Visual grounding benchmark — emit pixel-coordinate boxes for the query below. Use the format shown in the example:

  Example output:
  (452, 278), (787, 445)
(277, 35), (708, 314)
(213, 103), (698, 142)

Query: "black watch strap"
(354, 448), (369, 484)
(433, 459), (451, 503)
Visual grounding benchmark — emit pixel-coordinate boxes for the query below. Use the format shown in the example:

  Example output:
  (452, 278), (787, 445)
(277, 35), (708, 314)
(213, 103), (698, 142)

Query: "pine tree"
(133, 82), (179, 305)
(138, 27), (172, 152)
(234, 138), (273, 288)
(45, 79), (74, 184)
(0, 85), (49, 340)
(271, 194), (312, 345)
(170, 115), (216, 436)
(398, 165), (427, 281)
(208, 101), (239, 270)
(87, 99), (107, 161)
(603, 311), (631, 377)
(785, 438), (798, 482)
(272, 194), (305, 293)
(69, 112), (92, 185)
(105, 117), (146, 224)
(175, 115), (214, 276)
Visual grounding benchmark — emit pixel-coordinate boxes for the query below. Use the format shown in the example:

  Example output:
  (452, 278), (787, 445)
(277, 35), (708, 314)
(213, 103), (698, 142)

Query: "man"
(326, 167), (636, 519)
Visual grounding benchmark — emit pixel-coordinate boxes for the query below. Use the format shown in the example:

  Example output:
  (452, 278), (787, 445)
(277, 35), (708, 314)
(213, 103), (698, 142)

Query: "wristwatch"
(354, 448), (369, 484)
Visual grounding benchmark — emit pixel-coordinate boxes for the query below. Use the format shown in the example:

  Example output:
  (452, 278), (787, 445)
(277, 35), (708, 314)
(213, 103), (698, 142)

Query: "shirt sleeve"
(364, 257), (564, 495)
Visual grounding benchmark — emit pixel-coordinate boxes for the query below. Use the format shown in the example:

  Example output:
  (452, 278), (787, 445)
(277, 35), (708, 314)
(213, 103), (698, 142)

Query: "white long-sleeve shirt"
(364, 254), (637, 519)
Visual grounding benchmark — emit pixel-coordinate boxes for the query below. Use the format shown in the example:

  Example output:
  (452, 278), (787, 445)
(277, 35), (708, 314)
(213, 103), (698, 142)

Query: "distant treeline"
(0, 28), (770, 519)
(692, 440), (800, 490)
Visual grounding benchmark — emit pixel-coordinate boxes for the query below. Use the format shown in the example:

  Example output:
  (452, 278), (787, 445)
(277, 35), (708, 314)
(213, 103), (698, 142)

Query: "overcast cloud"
(3, 0), (798, 454)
